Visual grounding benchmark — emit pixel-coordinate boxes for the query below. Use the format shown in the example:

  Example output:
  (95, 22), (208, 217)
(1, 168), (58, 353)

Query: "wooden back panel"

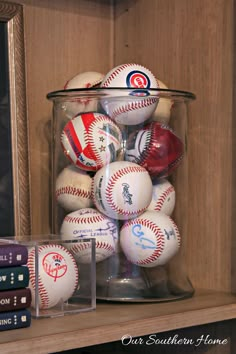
(6, 0), (114, 234)
(114, 0), (233, 292)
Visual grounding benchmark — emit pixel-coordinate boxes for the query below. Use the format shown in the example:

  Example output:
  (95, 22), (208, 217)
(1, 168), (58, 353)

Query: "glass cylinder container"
(47, 87), (196, 302)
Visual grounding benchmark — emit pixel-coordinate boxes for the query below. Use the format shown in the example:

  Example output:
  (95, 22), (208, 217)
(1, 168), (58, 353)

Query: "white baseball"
(92, 161), (153, 220)
(60, 112), (122, 171)
(100, 63), (158, 125)
(120, 211), (181, 267)
(55, 165), (93, 211)
(27, 244), (79, 309)
(147, 178), (175, 216)
(60, 208), (118, 263)
(63, 71), (104, 118)
(152, 79), (173, 124)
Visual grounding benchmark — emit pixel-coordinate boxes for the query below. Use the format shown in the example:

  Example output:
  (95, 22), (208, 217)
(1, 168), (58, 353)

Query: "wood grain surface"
(0, 290), (235, 353)
(114, 0), (234, 293)
(5, 0), (114, 235)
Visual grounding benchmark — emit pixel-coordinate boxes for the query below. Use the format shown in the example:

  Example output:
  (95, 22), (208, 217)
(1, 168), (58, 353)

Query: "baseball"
(60, 208), (118, 263)
(152, 78), (173, 124)
(100, 63), (159, 125)
(63, 71), (104, 118)
(147, 178), (175, 216)
(92, 161), (153, 220)
(120, 211), (181, 267)
(27, 244), (79, 309)
(55, 165), (93, 211)
(61, 112), (122, 171)
(124, 122), (184, 178)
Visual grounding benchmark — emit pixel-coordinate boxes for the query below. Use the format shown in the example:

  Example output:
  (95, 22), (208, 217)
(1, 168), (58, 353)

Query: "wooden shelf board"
(0, 289), (236, 353)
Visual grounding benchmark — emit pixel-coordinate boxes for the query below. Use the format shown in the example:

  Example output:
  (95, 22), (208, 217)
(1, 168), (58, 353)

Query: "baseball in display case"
(47, 63), (196, 302)
(0, 236), (96, 318)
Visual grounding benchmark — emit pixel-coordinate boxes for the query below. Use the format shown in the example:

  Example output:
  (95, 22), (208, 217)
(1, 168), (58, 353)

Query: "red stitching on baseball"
(102, 63), (157, 87)
(111, 97), (157, 121)
(171, 219), (181, 248)
(64, 214), (107, 224)
(105, 165), (149, 216)
(64, 76), (103, 103)
(129, 130), (151, 165)
(28, 249), (50, 309)
(70, 240), (114, 255)
(56, 186), (91, 200)
(64, 77), (103, 90)
(122, 218), (165, 265)
(27, 245), (79, 309)
(87, 114), (119, 168)
(96, 241), (114, 252)
(70, 242), (90, 255)
(154, 185), (175, 211)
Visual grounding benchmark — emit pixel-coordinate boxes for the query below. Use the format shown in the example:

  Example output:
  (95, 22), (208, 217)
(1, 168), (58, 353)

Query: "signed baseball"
(125, 122), (184, 178)
(92, 161), (153, 220)
(55, 165), (93, 211)
(100, 63), (159, 125)
(147, 178), (175, 216)
(60, 208), (118, 263)
(27, 244), (79, 309)
(63, 71), (104, 118)
(120, 211), (181, 267)
(61, 112), (122, 171)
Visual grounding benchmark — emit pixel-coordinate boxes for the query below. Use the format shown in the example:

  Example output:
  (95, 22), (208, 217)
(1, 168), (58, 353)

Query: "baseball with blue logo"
(120, 211), (181, 267)
(100, 63), (159, 125)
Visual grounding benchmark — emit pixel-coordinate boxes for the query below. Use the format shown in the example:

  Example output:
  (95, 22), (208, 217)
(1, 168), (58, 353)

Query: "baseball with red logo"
(27, 244), (79, 309)
(100, 63), (159, 125)
(125, 122), (184, 178)
(60, 112), (122, 171)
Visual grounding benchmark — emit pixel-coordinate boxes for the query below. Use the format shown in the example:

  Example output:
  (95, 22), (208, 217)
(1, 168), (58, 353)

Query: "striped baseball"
(60, 112), (122, 171)
(120, 211), (181, 267)
(100, 63), (159, 125)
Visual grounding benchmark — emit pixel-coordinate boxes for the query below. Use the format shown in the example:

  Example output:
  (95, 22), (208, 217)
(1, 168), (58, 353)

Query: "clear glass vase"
(47, 87), (196, 302)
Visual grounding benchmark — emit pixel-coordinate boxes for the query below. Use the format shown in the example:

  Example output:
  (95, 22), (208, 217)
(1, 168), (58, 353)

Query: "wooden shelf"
(0, 289), (235, 353)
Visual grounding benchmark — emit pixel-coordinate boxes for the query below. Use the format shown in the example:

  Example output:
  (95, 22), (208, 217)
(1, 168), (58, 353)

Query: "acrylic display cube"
(0, 236), (96, 318)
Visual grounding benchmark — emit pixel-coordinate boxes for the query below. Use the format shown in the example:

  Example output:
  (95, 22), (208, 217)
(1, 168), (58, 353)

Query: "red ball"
(125, 122), (184, 178)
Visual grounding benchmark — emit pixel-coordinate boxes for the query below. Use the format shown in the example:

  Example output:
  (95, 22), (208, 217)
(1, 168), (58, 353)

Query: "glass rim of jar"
(46, 87), (196, 102)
